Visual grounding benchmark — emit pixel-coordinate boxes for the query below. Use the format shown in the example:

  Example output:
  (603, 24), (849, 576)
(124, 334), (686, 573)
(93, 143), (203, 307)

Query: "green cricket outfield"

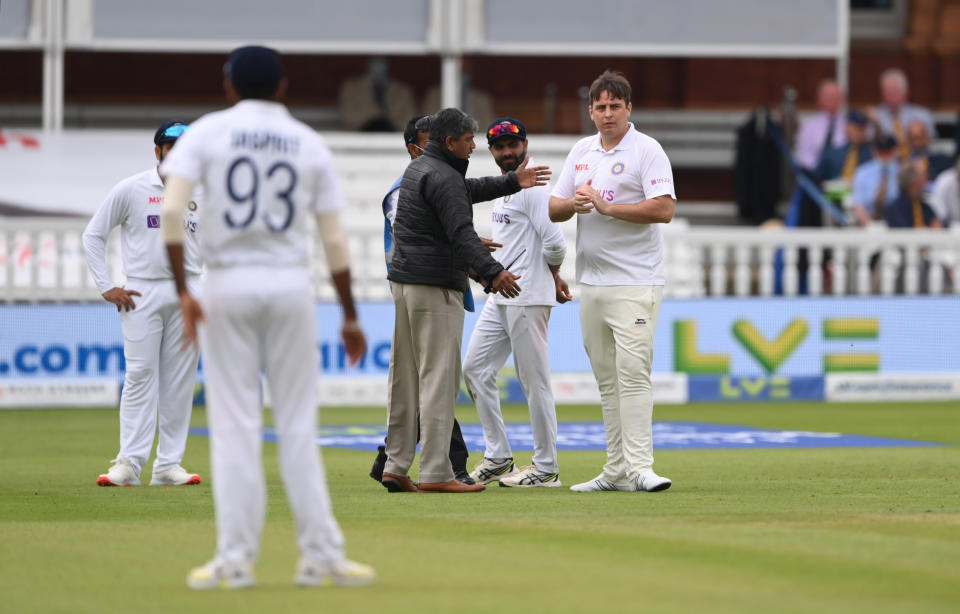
(1, 401), (958, 614)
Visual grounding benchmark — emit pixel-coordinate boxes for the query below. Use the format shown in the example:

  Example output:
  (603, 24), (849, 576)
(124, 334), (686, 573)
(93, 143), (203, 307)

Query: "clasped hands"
(573, 179), (608, 215)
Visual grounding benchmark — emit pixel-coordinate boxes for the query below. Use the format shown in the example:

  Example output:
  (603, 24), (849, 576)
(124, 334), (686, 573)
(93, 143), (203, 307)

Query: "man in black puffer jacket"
(382, 107), (551, 494)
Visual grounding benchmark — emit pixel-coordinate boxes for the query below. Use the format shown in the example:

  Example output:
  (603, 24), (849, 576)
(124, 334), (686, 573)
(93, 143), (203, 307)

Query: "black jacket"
(388, 141), (521, 292)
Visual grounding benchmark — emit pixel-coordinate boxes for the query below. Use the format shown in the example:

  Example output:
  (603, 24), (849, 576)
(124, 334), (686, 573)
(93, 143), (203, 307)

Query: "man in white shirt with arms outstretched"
(549, 70), (675, 493)
(160, 45), (373, 590)
(463, 117), (571, 488)
(82, 120), (202, 488)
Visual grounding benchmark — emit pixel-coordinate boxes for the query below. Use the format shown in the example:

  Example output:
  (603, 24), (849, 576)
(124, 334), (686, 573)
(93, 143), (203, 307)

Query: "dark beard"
(496, 151), (526, 172)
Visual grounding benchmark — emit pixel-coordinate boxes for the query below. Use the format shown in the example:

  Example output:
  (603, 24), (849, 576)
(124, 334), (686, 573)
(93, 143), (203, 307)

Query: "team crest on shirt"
(611, 161), (626, 176)
(187, 200), (198, 212)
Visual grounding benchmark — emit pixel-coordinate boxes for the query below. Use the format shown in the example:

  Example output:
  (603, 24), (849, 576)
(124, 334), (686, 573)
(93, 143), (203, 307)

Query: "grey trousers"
(384, 282), (465, 483)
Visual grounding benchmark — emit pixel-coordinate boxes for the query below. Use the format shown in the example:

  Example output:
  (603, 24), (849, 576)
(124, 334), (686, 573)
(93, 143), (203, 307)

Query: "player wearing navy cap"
(463, 117), (571, 488)
(82, 120), (203, 488)
(160, 45), (374, 590)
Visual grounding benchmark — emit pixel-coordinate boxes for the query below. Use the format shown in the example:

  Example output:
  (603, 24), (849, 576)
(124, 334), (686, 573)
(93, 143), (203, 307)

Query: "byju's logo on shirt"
(492, 211), (511, 224)
(597, 189), (615, 202)
(147, 215), (160, 228)
(650, 177), (671, 187)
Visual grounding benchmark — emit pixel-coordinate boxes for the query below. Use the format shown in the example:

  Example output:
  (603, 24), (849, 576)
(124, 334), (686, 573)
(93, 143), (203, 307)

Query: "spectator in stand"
(852, 135), (901, 227)
(869, 68), (936, 159)
(338, 57), (417, 132)
(906, 120), (952, 185)
(816, 110), (873, 184)
(886, 163), (942, 229)
(885, 163), (943, 294)
(803, 110), (872, 293)
(929, 159), (960, 227)
(794, 80), (845, 234)
(794, 79), (846, 173)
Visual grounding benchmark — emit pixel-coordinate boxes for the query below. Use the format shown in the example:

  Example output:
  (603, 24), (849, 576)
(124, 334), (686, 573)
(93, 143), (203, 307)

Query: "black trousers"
(372, 418), (470, 480)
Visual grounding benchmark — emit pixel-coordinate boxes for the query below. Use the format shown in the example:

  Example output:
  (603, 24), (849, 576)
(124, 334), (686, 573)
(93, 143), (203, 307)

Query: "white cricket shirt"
(82, 167), (202, 294)
(487, 158), (566, 307)
(551, 124), (676, 286)
(930, 168), (959, 226)
(160, 99), (344, 269)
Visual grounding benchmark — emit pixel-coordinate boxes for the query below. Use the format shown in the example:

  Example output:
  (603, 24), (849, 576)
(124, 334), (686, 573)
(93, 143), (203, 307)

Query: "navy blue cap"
(224, 45), (284, 98)
(847, 110), (868, 126)
(486, 117), (526, 144)
(875, 134), (898, 151)
(154, 120), (188, 146)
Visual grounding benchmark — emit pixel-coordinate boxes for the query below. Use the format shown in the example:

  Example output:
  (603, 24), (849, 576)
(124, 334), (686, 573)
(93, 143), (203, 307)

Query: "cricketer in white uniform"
(549, 70), (675, 493)
(463, 117), (571, 488)
(82, 120), (203, 488)
(159, 46), (374, 590)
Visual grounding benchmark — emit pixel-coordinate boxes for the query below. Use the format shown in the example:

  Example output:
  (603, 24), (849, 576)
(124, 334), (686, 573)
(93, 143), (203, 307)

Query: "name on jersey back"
(232, 131), (301, 155)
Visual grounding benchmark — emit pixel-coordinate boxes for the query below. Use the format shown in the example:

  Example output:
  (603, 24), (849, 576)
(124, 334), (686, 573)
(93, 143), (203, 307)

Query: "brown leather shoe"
(418, 479), (486, 493)
(381, 472), (419, 493)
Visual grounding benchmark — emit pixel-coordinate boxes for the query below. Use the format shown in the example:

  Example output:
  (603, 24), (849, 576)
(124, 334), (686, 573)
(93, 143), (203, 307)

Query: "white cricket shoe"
(569, 475), (634, 492)
(150, 465), (202, 486)
(468, 457), (518, 485)
(295, 557), (376, 587)
(635, 470), (672, 492)
(96, 457), (140, 487)
(498, 466), (561, 488)
(186, 559), (255, 590)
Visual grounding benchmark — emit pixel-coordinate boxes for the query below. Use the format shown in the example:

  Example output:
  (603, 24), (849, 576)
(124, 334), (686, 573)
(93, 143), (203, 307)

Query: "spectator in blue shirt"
(852, 135), (900, 226)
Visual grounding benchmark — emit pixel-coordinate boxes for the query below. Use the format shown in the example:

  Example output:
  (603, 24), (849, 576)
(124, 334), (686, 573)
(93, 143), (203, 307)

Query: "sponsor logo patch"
(146, 215), (160, 228)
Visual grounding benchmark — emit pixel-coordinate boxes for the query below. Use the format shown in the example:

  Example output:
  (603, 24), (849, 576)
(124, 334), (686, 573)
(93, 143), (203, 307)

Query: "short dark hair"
(428, 108), (478, 144)
(589, 70), (631, 106)
(224, 45), (284, 100)
(404, 115), (429, 147)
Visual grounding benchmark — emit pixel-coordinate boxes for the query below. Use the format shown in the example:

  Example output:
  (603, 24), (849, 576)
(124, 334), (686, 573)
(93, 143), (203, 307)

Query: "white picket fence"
(2, 216), (958, 302)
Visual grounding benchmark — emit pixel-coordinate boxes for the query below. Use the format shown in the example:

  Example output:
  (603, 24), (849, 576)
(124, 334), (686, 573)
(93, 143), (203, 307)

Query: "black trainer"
(454, 469), (476, 485)
(369, 445), (387, 483)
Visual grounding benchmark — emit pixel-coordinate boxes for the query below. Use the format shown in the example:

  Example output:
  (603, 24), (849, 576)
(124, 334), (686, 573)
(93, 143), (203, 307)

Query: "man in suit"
(905, 120), (952, 185)
(816, 110), (872, 185)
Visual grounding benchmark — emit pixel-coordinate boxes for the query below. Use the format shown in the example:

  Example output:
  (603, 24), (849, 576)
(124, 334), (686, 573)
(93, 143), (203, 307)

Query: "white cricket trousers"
(579, 284), (663, 482)
(463, 301), (558, 473)
(200, 267), (344, 566)
(116, 276), (200, 474)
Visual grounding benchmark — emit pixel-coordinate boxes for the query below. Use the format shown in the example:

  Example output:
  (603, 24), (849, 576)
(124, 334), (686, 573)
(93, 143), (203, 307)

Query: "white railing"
(2, 216), (958, 302)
